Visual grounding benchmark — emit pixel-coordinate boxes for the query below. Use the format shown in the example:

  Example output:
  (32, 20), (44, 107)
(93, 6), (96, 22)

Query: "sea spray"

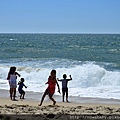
(0, 60), (120, 99)
(0, 34), (120, 99)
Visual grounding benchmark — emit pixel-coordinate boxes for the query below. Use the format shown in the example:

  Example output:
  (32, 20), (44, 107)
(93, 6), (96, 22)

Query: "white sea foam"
(0, 60), (120, 99)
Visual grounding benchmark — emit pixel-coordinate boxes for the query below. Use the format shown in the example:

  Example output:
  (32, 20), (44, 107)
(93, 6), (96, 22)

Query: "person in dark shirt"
(18, 78), (27, 99)
(58, 74), (72, 102)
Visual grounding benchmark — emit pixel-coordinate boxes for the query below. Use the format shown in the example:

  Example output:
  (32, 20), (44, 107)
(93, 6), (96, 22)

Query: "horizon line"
(0, 32), (120, 34)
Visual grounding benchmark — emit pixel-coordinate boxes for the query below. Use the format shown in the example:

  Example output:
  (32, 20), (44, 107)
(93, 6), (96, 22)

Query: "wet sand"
(0, 89), (120, 120)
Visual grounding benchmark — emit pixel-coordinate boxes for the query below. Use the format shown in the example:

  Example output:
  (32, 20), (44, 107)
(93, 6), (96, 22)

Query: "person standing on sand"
(58, 74), (72, 102)
(18, 78), (27, 99)
(7, 66), (20, 100)
(39, 70), (61, 106)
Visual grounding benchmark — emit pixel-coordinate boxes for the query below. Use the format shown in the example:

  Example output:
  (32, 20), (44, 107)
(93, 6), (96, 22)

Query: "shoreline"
(0, 89), (120, 119)
(0, 89), (120, 105)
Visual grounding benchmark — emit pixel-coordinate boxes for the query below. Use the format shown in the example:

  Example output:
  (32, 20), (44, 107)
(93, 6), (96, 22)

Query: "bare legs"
(13, 88), (16, 100)
(66, 92), (68, 102)
(50, 97), (56, 105)
(10, 88), (13, 100)
(39, 92), (56, 106)
(39, 93), (46, 106)
(20, 91), (25, 99)
(62, 92), (65, 102)
(62, 88), (69, 102)
(10, 88), (16, 100)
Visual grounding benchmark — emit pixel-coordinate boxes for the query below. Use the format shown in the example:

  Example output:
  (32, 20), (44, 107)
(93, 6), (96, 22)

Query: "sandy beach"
(0, 89), (120, 120)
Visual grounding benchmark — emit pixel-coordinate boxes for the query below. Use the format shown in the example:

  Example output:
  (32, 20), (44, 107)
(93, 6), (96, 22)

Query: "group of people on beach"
(7, 67), (27, 100)
(7, 67), (72, 106)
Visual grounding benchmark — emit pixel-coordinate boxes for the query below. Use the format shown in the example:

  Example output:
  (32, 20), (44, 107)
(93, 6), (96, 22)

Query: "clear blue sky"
(0, 0), (120, 33)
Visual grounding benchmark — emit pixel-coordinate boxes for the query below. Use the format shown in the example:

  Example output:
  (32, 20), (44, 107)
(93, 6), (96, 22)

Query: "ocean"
(0, 33), (120, 99)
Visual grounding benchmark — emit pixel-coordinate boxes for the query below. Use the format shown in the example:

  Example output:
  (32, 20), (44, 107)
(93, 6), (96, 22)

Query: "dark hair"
(21, 78), (24, 82)
(51, 69), (56, 74)
(9, 67), (16, 74)
(63, 74), (67, 79)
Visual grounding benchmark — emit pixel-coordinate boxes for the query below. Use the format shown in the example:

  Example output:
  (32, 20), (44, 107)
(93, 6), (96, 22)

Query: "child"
(39, 70), (60, 106)
(7, 66), (20, 100)
(18, 78), (27, 99)
(58, 74), (72, 102)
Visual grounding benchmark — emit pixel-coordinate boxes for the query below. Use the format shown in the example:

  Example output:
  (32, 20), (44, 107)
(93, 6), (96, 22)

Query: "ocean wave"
(0, 59), (120, 99)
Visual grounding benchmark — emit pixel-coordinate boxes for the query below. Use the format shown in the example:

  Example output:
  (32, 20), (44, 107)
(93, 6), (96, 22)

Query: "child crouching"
(18, 78), (27, 99)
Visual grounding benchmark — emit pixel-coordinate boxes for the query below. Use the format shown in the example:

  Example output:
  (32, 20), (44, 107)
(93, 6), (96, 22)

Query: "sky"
(0, 0), (120, 33)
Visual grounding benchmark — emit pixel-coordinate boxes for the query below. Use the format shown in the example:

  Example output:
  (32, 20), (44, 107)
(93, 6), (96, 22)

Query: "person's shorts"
(44, 88), (53, 98)
(19, 90), (25, 94)
(62, 88), (68, 94)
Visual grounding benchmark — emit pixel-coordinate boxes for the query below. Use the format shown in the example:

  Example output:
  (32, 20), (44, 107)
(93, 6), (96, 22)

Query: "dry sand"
(0, 89), (120, 120)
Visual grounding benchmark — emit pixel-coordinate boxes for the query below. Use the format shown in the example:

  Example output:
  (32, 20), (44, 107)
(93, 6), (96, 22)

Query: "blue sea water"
(0, 33), (120, 99)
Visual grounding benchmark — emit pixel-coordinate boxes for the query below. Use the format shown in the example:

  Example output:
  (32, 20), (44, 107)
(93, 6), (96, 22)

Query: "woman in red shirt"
(39, 70), (60, 106)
